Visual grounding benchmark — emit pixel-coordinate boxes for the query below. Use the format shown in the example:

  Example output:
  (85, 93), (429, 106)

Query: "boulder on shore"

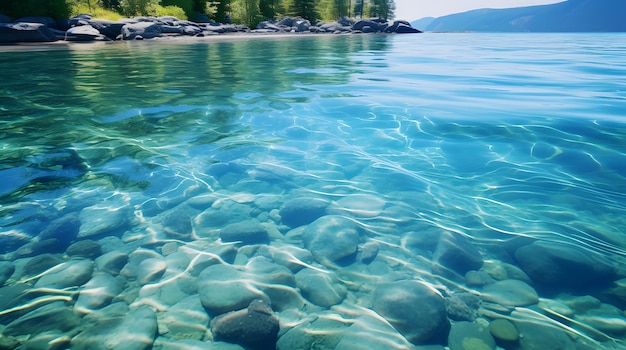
(0, 22), (58, 43)
(121, 21), (162, 40)
(65, 24), (110, 41)
(0, 13), (422, 44)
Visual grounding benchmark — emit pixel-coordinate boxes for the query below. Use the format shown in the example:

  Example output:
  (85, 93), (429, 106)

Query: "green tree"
(192, 0), (207, 13)
(231, 0), (262, 27)
(353, 0), (363, 18)
(368, 0), (393, 19)
(291, 0), (318, 22)
(318, 0), (348, 20)
(335, 0), (349, 17)
(259, 0), (278, 18)
(161, 0), (193, 17)
(119, 0), (160, 16)
(278, 0), (293, 16)
(211, 0), (231, 22)
(101, 0), (121, 10)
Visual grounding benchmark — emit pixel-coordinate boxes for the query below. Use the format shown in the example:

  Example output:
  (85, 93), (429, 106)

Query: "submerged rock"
(269, 245), (314, 272)
(75, 272), (124, 313)
(277, 314), (347, 350)
(72, 305), (157, 350)
(3, 301), (80, 337)
(186, 244), (237, 276)
(135, 257), (167, 284)
(481, 279), (539, 307)
(295, 268), (346, 307)
(372, 280), (450, 345)
(121, 251), (167, 285)
(445, 292), (481, 321)
(0, 261), (15, 286)
(0, 284), (30, 315)
(158, 295), (210, 340)
(198, 264), (269, 316)
(39, 213), (81, 247)
(34, 258), (94, 289)
(432, 231), (483, 277)
(19, 330), (71, 350)
(331, 193), (386, 217)
(301, 215), (360, 266)
(66, 239), (102, 259)
(13, 238), (62, 259)
(220, 219), (269, 245)
(22, 253), (63, 276)
(78, 202), (130, 238)
(489, 319), (519, 346)
(211, 299), (279, 350)
(465, 270), (495, 287)
(571, 301), (626, 336)
(95, 250), (129, 275)
(244, 257), (304, 311)
(279, 197), (329, 228)
(448, 321), (496, 350)
(160, 207), (194, 239)
(335, 314), (415, 349)
(359, 241), (379, 264)
(514, 319), (576, 350)
(515, 241), (616, 292)
(0, 229), (31, 254)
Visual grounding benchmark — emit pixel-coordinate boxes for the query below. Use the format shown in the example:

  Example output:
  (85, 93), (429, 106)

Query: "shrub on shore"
(70, 3), (123, 20)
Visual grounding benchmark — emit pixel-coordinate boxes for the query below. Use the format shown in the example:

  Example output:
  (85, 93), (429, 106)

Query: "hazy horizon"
(394, 0), (564, 21)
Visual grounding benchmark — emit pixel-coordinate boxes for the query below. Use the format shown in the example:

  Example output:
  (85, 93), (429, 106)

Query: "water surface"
(1, 33), (626, 349)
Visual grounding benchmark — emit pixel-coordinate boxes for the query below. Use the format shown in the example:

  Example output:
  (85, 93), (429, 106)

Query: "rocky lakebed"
(0, 179), (625, 349)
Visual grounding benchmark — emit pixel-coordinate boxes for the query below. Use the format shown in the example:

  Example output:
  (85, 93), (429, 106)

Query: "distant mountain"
(410, 17), (435, 31)
(424, 0), (626, 32)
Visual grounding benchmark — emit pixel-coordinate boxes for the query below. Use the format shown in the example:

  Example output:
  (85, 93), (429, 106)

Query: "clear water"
(1, 33), (626, 349)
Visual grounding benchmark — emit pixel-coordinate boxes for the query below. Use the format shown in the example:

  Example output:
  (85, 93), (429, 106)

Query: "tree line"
(0, 0), (395, 27)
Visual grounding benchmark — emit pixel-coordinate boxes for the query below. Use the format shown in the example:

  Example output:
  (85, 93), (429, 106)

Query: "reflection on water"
(1, 33), (626, 349)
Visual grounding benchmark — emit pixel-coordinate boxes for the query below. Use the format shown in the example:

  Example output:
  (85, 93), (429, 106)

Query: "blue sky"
(394, 0), (564, 20)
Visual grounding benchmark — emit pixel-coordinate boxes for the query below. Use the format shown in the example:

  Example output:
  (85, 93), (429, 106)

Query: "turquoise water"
(1, 33), (626, 349)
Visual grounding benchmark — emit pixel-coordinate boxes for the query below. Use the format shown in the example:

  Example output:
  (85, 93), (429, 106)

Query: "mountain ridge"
(411, 0), (626, 32)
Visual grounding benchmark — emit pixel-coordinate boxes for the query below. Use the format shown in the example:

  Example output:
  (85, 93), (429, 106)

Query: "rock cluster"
(256, 16), (421, 34)
(0, 14), (422, 44)
(0, 182), (623, 350)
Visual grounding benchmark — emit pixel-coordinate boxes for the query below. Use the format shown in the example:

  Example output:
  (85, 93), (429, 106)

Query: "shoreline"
(0, 14), (422, 45)
(0, 31), (407, 52)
